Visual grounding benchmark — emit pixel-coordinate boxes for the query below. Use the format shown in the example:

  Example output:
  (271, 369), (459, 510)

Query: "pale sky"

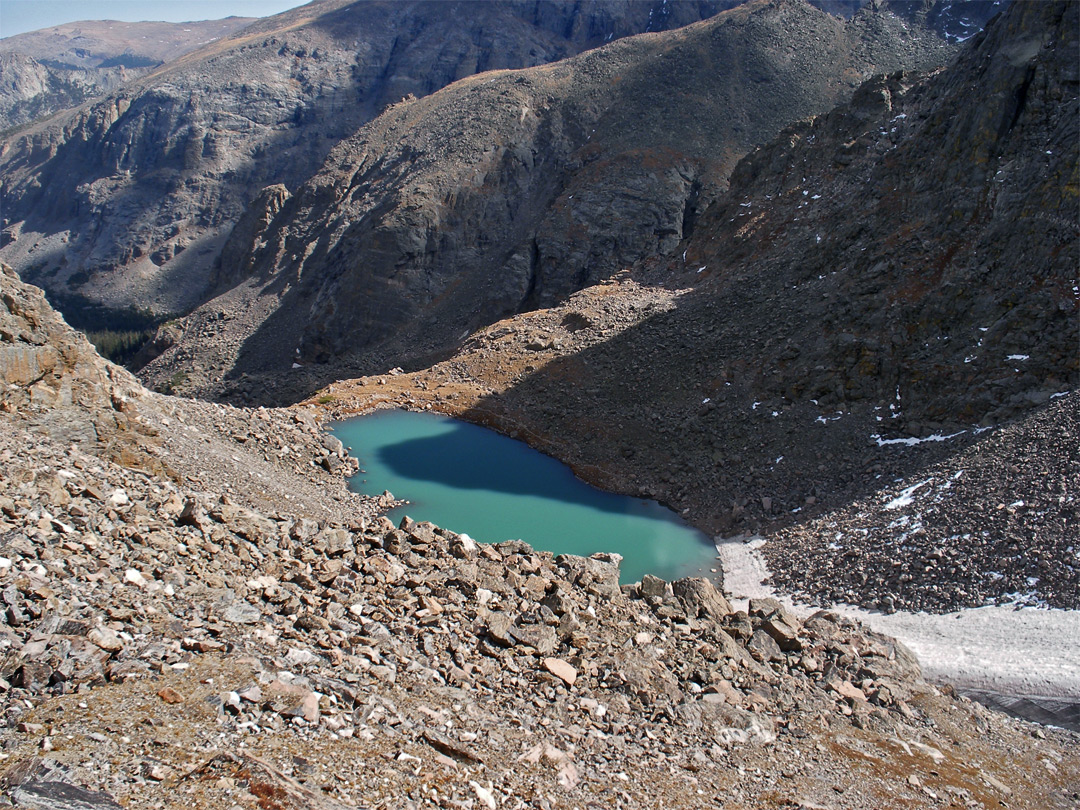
(0, 0), (314, 39)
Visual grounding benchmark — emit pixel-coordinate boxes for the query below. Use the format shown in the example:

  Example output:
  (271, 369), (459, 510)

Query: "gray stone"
(221, 601), (262, 624)
(10, 781), (123, 810)
(747, 629), (784, 663)
(556, 553), (622, 600)
(638, 574), (668, 599)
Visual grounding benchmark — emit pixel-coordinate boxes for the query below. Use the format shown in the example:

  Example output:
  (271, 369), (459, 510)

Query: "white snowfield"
(716, 536), (1080, 700)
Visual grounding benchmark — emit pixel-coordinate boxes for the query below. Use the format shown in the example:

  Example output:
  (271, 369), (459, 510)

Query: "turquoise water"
(331, 409), (718, 584)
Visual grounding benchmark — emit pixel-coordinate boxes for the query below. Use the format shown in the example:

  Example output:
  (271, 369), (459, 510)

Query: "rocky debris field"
(764, 392), (1080, 613)
(0, 263), (374, 526)
(3, 257), (1078, 808)
(0, 415), (1077, 809)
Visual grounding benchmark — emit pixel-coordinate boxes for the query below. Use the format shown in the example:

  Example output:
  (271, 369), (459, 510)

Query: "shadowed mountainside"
(136, 0), (961, 402)
(0, 0), (748, 319)
(464, 0), (1078, 524)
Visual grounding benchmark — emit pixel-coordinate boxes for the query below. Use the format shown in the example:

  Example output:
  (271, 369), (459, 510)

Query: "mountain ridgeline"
(0, 0), (753, 318)
(123, 0), (964, 401)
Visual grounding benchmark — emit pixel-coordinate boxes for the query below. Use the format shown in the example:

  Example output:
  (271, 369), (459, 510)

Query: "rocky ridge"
(0, 262), (375, 528)
(1, 267), (1076, 809)
(136, 0), (962, 401)
(0, 0), (744, 321)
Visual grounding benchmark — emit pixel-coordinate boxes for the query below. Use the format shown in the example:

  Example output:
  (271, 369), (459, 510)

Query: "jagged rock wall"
(0, 0), (741, 317)
(138, 0), (958, 401)
(683, 0), (1078, 427)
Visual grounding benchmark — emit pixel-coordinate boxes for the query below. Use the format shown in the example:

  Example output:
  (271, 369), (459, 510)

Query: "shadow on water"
(373, 418), (651, 519)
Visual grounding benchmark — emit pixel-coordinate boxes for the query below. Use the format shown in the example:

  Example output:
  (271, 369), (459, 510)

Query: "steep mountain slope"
(0, 0), (745, 323)
(311, 0), (1077, 613)
(0, 263), (369, 521)
(0, 18), (256, 130)
(2, 234), (1076, 810)
(137, 0), (959, 402)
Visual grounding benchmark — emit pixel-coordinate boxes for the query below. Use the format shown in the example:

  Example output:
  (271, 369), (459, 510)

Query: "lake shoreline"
(331, 408), (720, 585)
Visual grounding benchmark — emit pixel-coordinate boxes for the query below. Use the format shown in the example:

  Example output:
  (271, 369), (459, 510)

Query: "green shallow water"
(331, 409), (718, 584)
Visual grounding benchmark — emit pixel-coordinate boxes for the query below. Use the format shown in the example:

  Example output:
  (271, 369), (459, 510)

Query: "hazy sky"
(0, 1), (313, 39)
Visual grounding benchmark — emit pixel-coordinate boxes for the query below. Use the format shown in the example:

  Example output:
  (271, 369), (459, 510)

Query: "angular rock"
(638, 574), (668, 599)
(747, 629), (784, 663)
(542, 657), (578, 687)
(157, 687), (184, 704)
(87, 627), (124, 653)
(10, 781), (123, 810)
(613, 649), (681, 703)
(556, 553), (622, 599)
(221, 601), (262, 624)
(673, 577), (732, 621)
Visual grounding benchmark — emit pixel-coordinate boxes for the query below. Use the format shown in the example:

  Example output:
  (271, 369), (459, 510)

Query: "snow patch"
(714, 536), (1080, 699)
(884, 479), (932, 510)
(872, 430), (966, 447)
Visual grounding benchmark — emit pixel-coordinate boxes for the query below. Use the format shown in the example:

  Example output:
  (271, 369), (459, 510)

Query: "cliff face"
(0, 0), (743, 319)
(135, 0), (959, 401)
(0, 18), (257, 130)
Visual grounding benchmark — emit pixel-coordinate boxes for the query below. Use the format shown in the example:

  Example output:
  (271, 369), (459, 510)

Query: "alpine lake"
(331, 409), (719, 584)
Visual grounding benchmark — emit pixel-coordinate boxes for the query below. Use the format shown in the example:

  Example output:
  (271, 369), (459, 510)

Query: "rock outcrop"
(0, 263), (149, 450)
(0, 264), (370, 521)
